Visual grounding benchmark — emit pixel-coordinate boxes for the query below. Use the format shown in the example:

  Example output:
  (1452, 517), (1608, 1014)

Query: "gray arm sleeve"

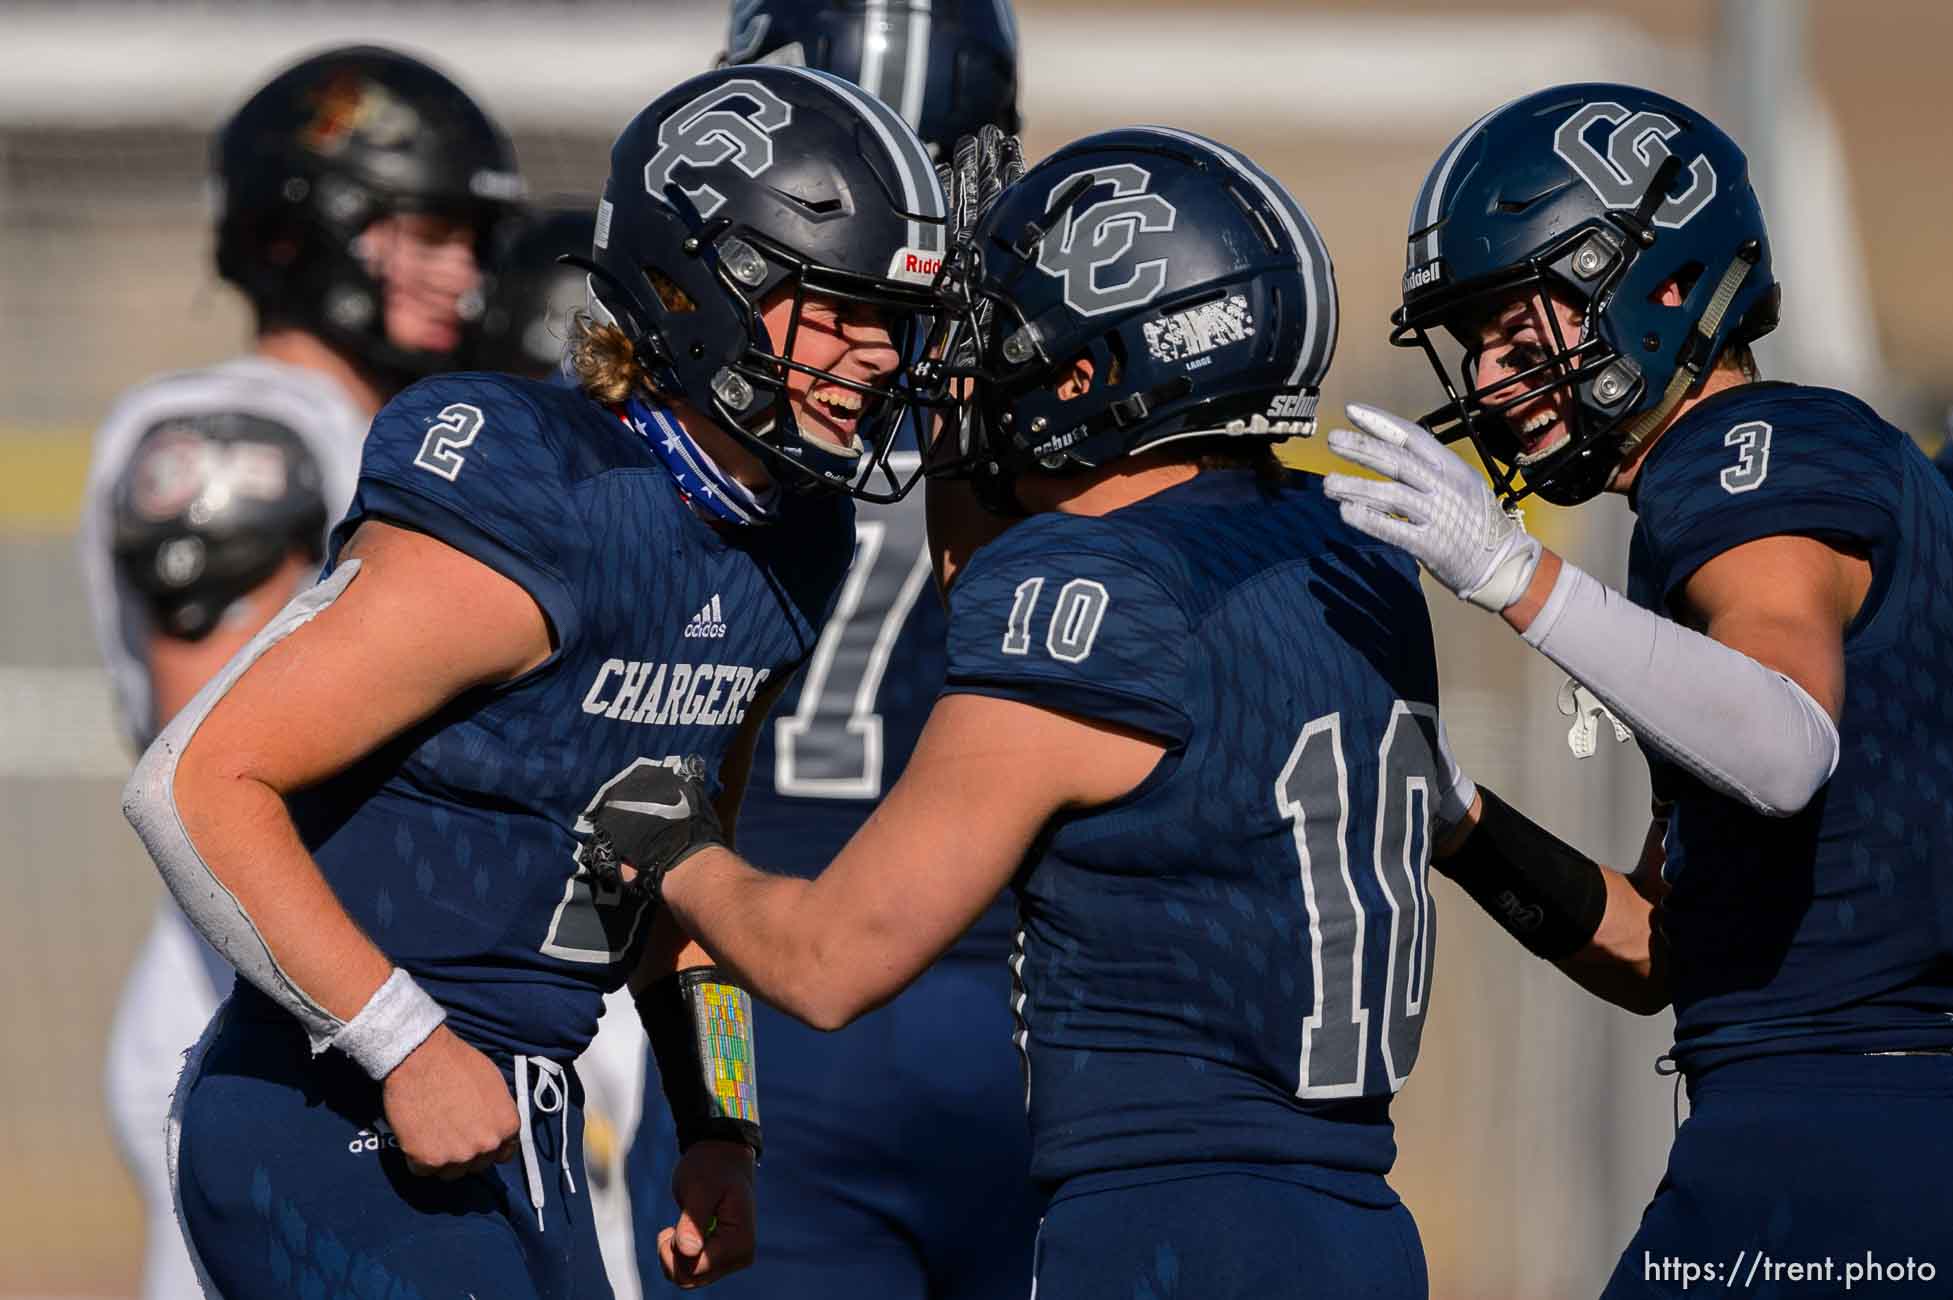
(1522, 561), (1840, 817)
(121, 562), (363, 1052)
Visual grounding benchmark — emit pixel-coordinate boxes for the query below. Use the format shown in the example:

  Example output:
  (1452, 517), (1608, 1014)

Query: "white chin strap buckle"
(1558, 677), (1633, 759)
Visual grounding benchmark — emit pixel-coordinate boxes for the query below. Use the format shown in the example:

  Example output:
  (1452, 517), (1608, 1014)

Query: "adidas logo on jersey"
(684, 594), (727, 639)
(348, 1119), (401, 1156)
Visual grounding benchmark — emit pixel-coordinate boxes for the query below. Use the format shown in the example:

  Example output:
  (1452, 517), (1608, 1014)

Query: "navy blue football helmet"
(721, 0), (1019, 156)
(585, 65), (950, 499)
(935, 128), (1336, 507)
(1393, 82), (1779, 506)
(471, 204), (595, 378)
(215, 46), (523, 382)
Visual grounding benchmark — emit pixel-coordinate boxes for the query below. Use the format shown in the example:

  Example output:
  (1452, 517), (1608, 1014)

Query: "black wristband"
(640, 966), (762, 1160)
(1435, 787), (1608, 961)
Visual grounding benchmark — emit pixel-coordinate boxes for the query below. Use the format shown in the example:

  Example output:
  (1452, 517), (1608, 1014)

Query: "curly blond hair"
(568, 270), (706, 404)
(565, 312), (646, 405)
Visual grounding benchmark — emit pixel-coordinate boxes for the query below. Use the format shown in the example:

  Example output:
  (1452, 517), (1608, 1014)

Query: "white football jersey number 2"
(414, 403), (486, 482)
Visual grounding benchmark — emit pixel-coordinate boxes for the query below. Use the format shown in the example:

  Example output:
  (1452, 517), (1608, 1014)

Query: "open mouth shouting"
(1511, 403), (1572, 464)
(799, 383), (873, 455)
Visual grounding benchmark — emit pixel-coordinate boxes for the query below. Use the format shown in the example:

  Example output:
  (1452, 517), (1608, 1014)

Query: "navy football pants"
(1031, 1164), (1427, 1300)
(1603, 1052), (1953, 1298)
(630, 959), (1040, 1300)
(175, 996), (611, 1299)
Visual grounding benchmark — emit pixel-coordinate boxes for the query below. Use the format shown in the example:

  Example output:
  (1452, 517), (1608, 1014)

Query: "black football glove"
(933, 126), (1026, 465)
(577, 764), (725, 904)
(938, 124), (1025, 248)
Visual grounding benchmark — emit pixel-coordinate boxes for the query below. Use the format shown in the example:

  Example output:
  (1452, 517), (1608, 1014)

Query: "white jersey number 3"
(1719, 420), (1772, 494)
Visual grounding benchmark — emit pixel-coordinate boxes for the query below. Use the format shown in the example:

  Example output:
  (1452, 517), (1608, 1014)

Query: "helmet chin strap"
(1613, 243), (1761, 458)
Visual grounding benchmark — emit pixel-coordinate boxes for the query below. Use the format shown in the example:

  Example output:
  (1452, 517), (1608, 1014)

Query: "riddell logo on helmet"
(887, 248), (943, 284)
(1403, 260), (1444, 293)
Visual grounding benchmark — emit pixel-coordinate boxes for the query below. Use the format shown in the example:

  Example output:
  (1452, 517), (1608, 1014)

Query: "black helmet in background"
(214, 45), (524, 381)
(722, 0), (1019, 156)
(112, 414), (328, 641)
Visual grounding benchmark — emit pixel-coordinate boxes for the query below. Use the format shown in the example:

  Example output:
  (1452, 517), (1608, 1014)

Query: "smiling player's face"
(1464, 288), (1589, 466)
(757, 290), (902, 457)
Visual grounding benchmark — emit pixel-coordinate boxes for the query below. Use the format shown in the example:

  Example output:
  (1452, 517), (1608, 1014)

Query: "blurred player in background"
(599, 126), (1458, 1300)
(1325, 82), (1953, 1297)
(80, 44), (518, 1298)
(122, 62), (950, 1296)
(625, 6), (1039, 1299)
(469, 200), (653, 1298)
(720, 0), (1017, 159)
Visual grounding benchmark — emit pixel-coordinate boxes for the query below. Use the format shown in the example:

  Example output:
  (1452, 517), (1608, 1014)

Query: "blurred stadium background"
(1, 1), (1946, 1295)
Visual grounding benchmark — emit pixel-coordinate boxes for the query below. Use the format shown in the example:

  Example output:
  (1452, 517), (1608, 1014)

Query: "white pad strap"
(332, 968), (447, 1081)
(1523, 562), (1840, 816)
(123, 563), (362, 1052)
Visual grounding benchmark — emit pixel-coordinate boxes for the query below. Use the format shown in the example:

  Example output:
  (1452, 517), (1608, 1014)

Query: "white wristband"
(331, 968), (447, 1080)
(1464, 526), (1543, 613)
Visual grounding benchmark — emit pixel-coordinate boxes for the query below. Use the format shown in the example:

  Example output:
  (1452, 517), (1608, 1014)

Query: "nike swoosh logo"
(608, 797), (689, 819)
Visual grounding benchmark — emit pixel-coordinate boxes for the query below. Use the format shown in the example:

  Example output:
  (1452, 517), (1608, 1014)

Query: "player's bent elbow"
(796, 995), (859, 1033)
(791, 947), (900, 1032)
(123, 733), (216, 908)
(122, 727), (213, 858)
(784, 977), (870, 1032)
(1743, 768), (1828, 819)
(124, 726), (260, 897)
(138, 728), (216, 819)
(1734, 679), (1841, 817)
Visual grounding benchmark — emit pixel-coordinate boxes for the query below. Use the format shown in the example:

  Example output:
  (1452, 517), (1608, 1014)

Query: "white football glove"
(1322, 403), (1542, 613)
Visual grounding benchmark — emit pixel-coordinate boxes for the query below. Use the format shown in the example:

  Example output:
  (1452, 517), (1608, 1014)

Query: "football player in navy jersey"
(599, 128), (1463, 1300)
(122, 64), (948, 1297)
(1323, 84), (1953, 1295)
(624, 7), (1038, 1299)
(471, 201), (664, 1298)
